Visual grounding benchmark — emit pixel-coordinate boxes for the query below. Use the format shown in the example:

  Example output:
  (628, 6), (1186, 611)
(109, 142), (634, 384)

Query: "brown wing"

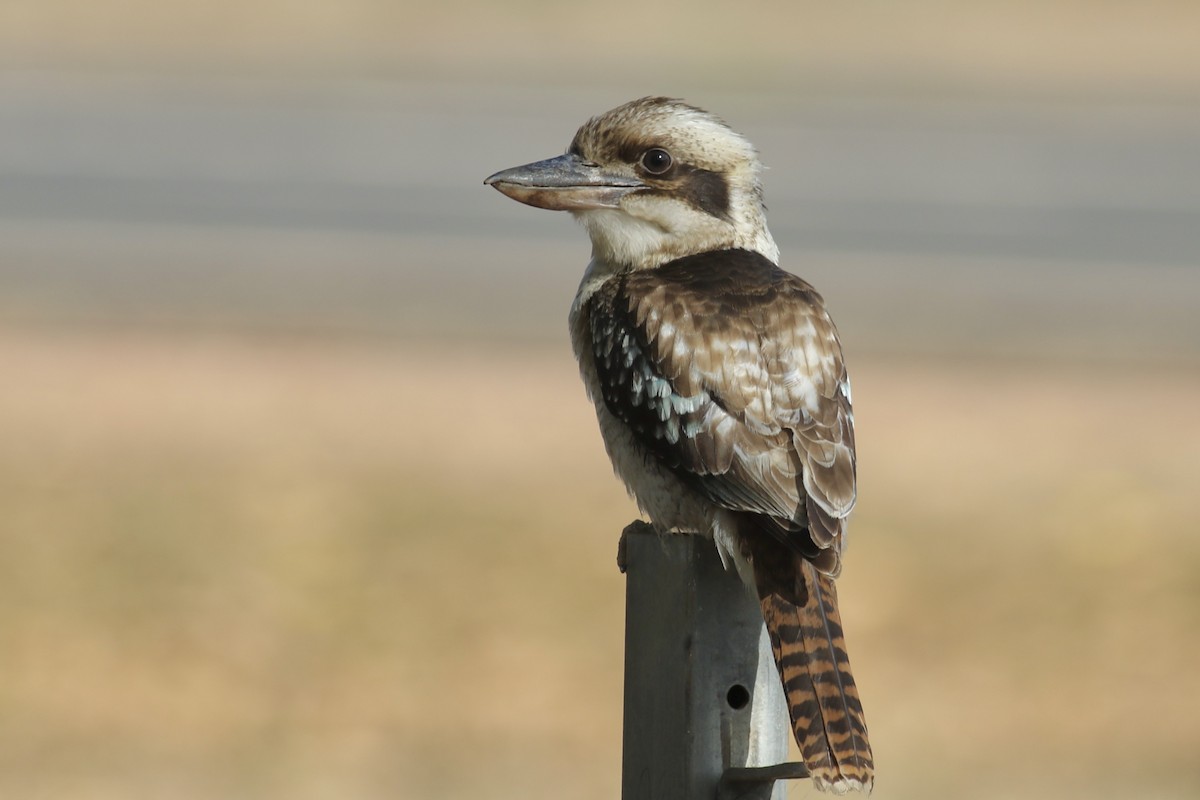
(588, 249), (856, 573)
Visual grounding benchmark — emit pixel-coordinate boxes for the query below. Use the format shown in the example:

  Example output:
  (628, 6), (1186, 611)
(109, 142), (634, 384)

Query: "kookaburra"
(485, 97), (873, 793)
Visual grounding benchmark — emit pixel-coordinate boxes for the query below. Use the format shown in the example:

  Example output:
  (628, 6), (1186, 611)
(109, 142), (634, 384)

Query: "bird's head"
(485, 97), (778, 272)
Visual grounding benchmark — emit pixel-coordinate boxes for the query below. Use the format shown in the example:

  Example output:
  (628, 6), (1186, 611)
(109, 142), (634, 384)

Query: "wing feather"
(589, 249), (856, 572)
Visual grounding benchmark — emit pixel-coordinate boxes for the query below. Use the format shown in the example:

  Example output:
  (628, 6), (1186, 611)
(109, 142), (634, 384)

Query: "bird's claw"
(617, 520), (656, 573)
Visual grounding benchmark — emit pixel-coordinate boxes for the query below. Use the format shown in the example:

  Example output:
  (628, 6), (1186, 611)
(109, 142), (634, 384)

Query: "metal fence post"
(620, 522), (804, 800)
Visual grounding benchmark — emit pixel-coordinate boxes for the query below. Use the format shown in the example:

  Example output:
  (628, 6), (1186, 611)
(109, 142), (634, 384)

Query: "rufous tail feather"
(757, 554), (874, 793)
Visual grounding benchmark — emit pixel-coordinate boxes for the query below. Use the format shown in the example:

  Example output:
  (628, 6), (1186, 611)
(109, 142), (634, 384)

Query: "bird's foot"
(617, 520), (656, 573)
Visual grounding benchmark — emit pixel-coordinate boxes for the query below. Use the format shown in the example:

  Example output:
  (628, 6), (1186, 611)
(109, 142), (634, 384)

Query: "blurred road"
(2, 76), (1198, 359)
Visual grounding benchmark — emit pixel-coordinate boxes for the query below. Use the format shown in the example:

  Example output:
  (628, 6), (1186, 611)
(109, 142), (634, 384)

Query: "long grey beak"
(484, 153), (645, 211)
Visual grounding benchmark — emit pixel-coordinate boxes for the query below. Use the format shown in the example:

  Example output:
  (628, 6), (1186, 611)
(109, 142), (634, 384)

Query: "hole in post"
(726, 683), (750, 710)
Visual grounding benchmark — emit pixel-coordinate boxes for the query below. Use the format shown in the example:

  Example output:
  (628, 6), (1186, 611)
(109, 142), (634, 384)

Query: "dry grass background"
(3, 0), (1200, 96)
(2, 331), (1198, 799)
(2, 1), (1199, 797)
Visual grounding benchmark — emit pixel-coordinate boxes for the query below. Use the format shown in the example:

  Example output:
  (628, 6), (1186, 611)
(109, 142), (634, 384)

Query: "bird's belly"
(593, 402), (711, 536)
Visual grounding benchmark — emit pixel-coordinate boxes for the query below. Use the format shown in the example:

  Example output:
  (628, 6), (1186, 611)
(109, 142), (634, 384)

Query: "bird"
(484, 97), (873, 793)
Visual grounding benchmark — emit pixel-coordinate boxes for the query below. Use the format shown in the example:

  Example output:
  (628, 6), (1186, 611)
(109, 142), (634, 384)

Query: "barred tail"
(757, 556), (874, 793)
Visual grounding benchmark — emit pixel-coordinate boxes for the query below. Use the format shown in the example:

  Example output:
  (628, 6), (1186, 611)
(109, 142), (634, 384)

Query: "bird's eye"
(640, 148), (673, 175)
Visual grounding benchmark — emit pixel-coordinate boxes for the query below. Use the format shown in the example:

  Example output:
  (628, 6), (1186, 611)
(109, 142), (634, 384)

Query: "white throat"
(575, 196), (779, 276)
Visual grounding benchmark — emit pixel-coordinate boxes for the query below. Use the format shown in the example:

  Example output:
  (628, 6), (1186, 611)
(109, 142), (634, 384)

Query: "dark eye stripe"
(653, 165), (731, 222)
(606, 138), (733, 222)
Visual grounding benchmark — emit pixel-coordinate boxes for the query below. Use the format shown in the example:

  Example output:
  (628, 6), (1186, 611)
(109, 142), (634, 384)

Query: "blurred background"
(2, 2), (1199, 798)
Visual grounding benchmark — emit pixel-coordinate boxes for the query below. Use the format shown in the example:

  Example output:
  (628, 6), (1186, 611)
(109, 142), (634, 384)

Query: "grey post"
(620, 521), (808, 800)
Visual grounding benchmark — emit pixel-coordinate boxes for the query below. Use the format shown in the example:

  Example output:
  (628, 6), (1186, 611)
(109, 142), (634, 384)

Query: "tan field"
(4, 0), (1200, 97)
(2, 329), (1198, 799)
